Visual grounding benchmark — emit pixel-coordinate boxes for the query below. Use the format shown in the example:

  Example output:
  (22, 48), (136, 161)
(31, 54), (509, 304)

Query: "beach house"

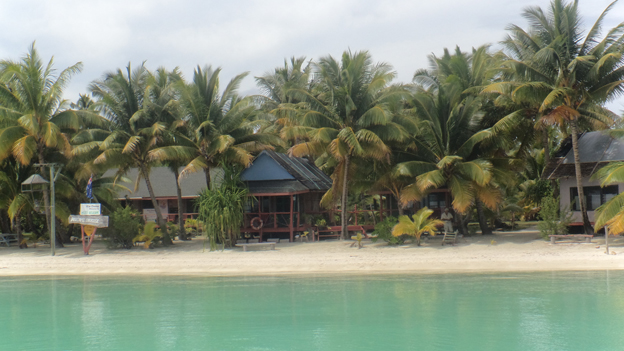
(543, 131), (624, 228)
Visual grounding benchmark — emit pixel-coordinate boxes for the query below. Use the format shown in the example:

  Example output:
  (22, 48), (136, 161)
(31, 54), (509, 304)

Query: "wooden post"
(380, 195), (384, 221)
(81, 224), (85, 253)
(296, 196), (300, 229)
(258, 196), (263, 243)
(289, 194), (294, 243)
(354, 204), (358, 225)
(606, 227), (610, 255)
(81, 225), (97, 255)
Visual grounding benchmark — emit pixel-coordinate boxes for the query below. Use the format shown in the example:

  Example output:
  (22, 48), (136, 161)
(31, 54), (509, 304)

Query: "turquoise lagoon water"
(1, 272), (624, 350)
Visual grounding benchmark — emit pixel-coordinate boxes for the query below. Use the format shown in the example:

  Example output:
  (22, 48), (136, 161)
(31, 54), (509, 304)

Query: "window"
(570, 186), (618, 211)
(423, 193), (446, 209)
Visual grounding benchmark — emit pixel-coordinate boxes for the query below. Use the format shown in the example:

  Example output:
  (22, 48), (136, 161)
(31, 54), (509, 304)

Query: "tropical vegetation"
(0, 0), (623, 250)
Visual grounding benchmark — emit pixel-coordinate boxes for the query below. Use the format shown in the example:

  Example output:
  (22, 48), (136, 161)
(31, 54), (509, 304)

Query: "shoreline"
(2, 231), (624, 277)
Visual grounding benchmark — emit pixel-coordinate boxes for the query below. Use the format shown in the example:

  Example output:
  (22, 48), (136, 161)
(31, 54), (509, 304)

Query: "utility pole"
(34, 163), (62, 256)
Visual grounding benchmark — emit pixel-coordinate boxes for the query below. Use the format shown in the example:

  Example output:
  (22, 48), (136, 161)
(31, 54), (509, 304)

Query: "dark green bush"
(104, 206), (143, 249)
(537, 196), (572, 240)
(371, 216), (408, 245)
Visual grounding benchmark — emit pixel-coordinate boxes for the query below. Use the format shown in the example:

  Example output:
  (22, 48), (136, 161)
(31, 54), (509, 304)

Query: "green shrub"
(104, 206), (143, 249)
(371, 216), (407, 245)
(537, 196), (572, 240)
(196, 169), (249, 251)
(315, 218), (327, 227)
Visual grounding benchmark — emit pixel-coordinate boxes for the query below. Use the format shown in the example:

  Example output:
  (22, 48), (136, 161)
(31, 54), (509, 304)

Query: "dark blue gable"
(240, 153), (295, 181)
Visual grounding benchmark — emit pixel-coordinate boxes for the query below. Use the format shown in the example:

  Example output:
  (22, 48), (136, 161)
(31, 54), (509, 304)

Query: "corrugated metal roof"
(544, 131), (624, 179)
(103, 151), (332, 198)
(242, 150), (332, 193)
(103, 167), (208, 199)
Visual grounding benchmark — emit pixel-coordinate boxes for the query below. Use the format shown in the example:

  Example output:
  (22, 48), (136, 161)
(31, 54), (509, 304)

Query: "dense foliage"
(105, 206), (143, 249)
(196, 171), (250, 251)
(0, 0), (622, 246)
(371, 217), (404, 245)
(537, 197), (573, 239)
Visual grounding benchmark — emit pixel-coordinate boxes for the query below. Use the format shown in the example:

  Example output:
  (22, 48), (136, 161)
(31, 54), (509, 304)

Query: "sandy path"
(1, 231), (624, 276)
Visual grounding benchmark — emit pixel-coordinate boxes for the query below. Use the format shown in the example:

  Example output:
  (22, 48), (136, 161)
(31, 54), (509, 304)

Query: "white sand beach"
(1, 230), (624, 276)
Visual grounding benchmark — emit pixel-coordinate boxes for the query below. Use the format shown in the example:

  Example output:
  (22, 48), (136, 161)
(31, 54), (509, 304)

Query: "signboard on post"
(80, 203), (101, 216)
(68, 214), (109, 256)
(68, 215), (109, 227)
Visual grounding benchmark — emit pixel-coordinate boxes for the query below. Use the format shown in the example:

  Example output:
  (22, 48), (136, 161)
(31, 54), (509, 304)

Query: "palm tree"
(489, 0), (624, 234)
(397, 47), (505, 235)
(593, 155), (624, 234)
(255, 56), (312, 109)
(141, 68), (189, 239)
(0, 43), (103, 245)
(254, 57), (313, 144)
(85, 63), (174, 244)
(288, 50), (410, 240)
(392, 207), (444, 246)
(148, 66), (279, 189)
(0, 159), (34, 244)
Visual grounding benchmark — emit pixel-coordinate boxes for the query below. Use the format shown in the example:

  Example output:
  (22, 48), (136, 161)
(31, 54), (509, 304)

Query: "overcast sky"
(0, 0), (622, 112)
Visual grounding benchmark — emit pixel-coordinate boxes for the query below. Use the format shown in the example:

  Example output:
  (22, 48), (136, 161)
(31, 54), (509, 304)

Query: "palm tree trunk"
(542, 127), (550, 166)
(173, 168), (187, 240)
(340, 155), (351, 240)
(204, 168), (211, 190)
(456, 211), (469, 235)
(140, 165), (173, 245)
(475, 199), (492, 235)
(543, 127), (560, 197)
(14, 215), (22, 248)
(37, 147), (52, 241)
(570, 119), (593, 234)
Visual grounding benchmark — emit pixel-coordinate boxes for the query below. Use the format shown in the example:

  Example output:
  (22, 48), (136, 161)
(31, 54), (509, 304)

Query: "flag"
(86, 174), (94, 200)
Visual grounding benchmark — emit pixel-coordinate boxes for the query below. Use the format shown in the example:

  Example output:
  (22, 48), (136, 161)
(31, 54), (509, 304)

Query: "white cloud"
(0, 0), (621, 112)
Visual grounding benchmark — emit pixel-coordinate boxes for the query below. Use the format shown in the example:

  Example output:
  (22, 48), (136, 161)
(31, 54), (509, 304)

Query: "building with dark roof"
(543, 131), (624, 225)
(107, 150), (338, 241)
(107, 150), (407, 241)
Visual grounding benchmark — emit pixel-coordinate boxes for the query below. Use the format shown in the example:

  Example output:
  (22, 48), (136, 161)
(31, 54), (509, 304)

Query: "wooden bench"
(316, 226), (366, 241)
(549, 234), (593, 244)
(236, 242), (276, 252)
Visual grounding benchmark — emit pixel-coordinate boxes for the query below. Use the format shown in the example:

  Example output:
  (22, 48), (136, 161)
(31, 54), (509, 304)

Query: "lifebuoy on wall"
(251, 217), (263, 230)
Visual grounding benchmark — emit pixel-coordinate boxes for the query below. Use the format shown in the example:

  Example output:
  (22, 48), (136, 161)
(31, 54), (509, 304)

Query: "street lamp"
(21, 164), (62, 256)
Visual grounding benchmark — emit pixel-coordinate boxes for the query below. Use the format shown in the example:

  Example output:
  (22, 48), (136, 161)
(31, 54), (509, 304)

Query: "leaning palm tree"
(488, 0), (624, 234)
(142, 68), (189, 239)
(287, 50), (410, 240)
(84, 63), (174, 244)
(0, 43), (104, 245)
(392, 207), (444, 246)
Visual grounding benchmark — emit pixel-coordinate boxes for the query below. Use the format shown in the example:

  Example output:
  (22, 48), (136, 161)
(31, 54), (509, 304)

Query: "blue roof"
(240, 150), (332, 193)
(240, 153), (295, 181)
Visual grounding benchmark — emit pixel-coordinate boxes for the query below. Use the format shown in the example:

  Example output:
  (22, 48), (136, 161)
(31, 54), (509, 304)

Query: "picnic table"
(0, 233), (18, 247)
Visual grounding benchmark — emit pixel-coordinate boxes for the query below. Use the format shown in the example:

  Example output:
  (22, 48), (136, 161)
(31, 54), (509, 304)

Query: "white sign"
(68, 215), (109, 227)
(80, 203), (101, 216)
